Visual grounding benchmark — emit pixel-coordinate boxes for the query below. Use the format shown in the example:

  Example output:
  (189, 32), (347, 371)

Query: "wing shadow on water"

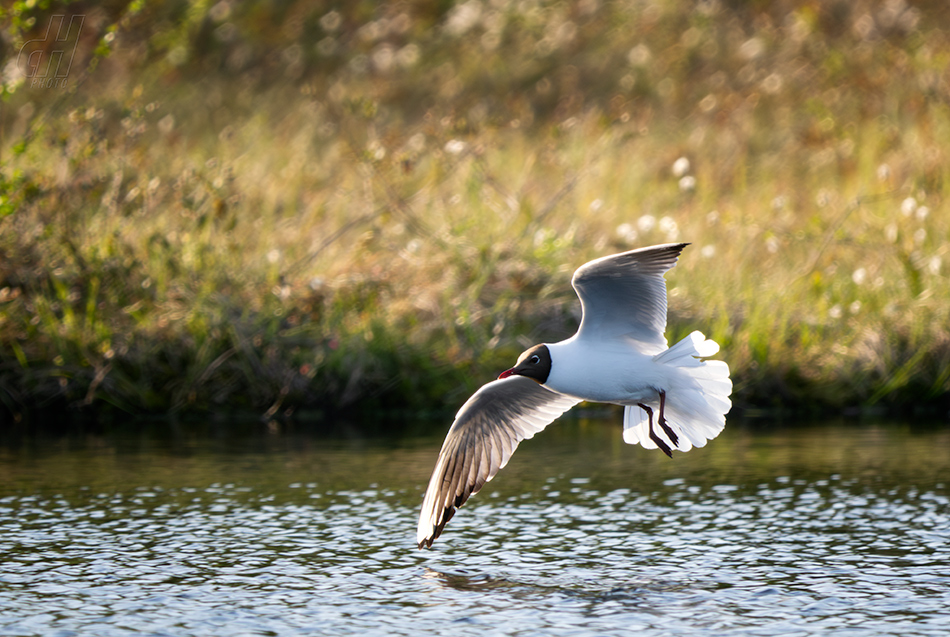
(422, 567), (527, 592)
(422, 566), (698, 603)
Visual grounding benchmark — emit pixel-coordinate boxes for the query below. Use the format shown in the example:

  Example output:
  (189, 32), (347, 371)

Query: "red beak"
(498, 369), (514, 379)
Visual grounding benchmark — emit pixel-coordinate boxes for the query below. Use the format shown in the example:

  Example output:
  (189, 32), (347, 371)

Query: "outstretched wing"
(571, 243), (687, 353)
(417, 376), (580, 548)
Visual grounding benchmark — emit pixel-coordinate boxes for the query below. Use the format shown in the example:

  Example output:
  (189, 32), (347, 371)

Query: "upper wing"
(417, 376), (580, 548)
(571, 243), (687, 353)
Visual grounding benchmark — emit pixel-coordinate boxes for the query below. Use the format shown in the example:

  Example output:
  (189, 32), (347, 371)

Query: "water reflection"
(0, 419), (947, 636)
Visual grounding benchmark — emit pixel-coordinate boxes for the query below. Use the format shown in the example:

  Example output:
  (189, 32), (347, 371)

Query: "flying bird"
(417, 243), (731, 548)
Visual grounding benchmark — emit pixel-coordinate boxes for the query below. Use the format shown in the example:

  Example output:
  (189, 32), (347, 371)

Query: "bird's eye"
(529, 355), (540, 364)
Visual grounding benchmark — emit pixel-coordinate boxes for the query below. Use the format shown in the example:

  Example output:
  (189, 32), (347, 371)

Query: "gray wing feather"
(571, 243), (687, 353)
(416, 376), (580, 548)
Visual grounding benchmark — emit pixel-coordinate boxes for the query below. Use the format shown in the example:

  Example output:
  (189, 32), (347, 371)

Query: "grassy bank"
(2, 0), (950, 425)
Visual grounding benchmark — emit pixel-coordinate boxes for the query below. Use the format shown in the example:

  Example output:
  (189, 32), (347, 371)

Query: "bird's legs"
(638, 401), (671, 458)
(638, 391), (678, 459)
(656, 391), (679, 447)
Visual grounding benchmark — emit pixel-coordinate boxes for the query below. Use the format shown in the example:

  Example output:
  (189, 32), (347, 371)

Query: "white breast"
(543, 337), (664, 404)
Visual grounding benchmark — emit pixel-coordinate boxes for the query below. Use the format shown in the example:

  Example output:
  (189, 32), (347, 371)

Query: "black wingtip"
(418, 506), (456, 549)
(668, 242), (690, 257)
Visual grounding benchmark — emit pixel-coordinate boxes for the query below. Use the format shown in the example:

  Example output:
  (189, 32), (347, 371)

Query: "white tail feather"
(623, 331), (732, 453)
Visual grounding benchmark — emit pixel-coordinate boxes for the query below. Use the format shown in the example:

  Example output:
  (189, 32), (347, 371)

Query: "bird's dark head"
(498, 344), (552, 383)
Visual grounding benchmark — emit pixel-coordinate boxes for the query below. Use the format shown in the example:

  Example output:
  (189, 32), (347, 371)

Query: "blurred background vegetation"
(1, 0), (949, 427)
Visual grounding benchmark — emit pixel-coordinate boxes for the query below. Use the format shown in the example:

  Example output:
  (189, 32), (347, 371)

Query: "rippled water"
(1, 419), (948, 636)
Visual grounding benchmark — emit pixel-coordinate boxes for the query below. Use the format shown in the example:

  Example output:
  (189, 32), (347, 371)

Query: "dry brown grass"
(2, 0), (949, 422)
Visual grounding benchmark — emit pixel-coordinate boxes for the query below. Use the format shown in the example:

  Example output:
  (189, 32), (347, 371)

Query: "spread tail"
(623, 331), (732, 453)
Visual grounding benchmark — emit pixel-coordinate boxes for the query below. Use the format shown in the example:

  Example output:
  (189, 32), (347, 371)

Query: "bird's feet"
(638, 402), (673, 458)
(657, 391), (679, 447)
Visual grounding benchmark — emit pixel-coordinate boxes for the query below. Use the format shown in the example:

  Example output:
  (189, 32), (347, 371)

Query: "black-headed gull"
(417, 243), (731, 548)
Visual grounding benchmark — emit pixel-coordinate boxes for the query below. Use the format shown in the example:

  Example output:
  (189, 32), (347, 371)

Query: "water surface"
(0, 419), (947, 636)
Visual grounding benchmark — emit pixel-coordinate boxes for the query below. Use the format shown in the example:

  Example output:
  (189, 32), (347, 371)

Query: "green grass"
(2, 0), (950, 425)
